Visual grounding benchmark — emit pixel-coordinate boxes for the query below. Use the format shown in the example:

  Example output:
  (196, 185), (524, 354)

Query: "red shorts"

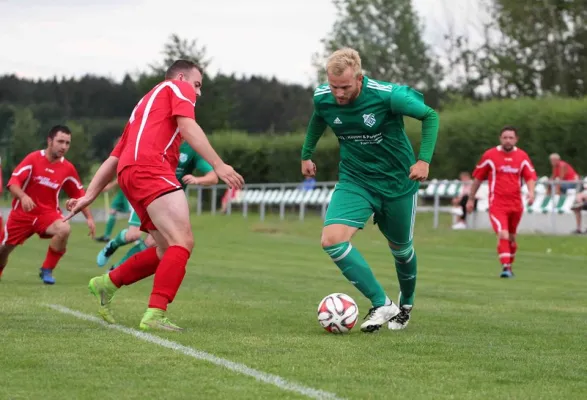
(488, 208), (523, 234)
(117, 165), (182, 233)
(2, 210), (63, 246)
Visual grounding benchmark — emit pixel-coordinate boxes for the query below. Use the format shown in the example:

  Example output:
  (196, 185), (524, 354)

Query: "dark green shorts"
(324, 182), (417, 245)
(111, 190), (131, 213)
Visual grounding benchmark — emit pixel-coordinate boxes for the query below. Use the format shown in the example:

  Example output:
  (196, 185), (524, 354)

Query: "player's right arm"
(176, 117), (243, 189)
(300, 105), (327, 177)
(63, 138), (123, 221)
(466, 151), (492, 212)
(6, 153), (36, 212)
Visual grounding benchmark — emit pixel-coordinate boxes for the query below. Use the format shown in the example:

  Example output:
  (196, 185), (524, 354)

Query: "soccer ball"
(317, 293), (359, 334)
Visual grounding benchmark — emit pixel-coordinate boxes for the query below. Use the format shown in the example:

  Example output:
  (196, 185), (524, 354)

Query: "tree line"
(2, 0), (586, 185)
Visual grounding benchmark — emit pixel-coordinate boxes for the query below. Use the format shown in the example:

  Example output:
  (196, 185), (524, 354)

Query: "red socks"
(497, 239), (512, 266)
(109, 247), (160, 288)
(510, 241), (517, 264)
(149, 245), (191, 311)
(42, 247), (66, 270)
(108, 245), (191, 312)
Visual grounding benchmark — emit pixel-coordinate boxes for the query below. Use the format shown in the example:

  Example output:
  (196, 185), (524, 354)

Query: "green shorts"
(111, 190), (131, 213)
(324, 182), (417, 245)
(128, 207), (141, 227)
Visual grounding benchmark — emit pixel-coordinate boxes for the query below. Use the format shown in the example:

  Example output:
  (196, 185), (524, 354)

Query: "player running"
(0, 125), (95, 283)
(466, 126), (537, 278)
(65, 60), (244, 331)
(301, 48), (439, 333)
(94, 184), (131, 243)
(97, 140), (219, 270)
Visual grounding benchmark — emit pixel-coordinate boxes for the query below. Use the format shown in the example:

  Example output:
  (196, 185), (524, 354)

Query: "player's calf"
(496, 232), (514, 278)
(40, 221), (70, 284)
(387, 242), (417, 330)
(321, 225), (397, 332)
(142, 191), (194, 320)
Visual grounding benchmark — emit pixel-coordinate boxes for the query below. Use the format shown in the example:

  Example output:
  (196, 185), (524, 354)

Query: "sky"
(0, 0), (487, 86)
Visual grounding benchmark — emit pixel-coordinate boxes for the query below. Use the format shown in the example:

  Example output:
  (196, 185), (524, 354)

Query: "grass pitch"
(0, 212), (586, 399)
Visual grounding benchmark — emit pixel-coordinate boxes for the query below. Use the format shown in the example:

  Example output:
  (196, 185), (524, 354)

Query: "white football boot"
(388, 292), (412, 330)
(360, 299), (400, 333)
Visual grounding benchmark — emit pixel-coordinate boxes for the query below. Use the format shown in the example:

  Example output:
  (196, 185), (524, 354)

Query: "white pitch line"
(47, 304), (345, 400)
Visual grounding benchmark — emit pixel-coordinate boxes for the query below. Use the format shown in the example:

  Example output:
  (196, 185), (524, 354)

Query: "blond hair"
(326, 47), (362, 77)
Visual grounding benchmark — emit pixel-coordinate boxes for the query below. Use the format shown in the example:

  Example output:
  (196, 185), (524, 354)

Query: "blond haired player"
(301, 48), (439, 332)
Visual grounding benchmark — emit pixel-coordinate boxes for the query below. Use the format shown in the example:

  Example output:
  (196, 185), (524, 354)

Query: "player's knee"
(168, 234), (194, 252)
(144, 235), (156, 248)
(498, 231), (509, 240)
(389, 242), (414, 263)
(126, 228), (142, 242)
(54, 222), (71, 238)
(321, 232), (346, 248)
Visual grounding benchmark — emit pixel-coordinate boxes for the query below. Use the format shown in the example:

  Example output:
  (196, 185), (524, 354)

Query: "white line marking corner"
(46, 304), (345, 400)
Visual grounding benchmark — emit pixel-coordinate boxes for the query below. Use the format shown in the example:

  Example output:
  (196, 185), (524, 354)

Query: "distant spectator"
(300, 176), (316, 191)
(451, 171), (475, 230)
(549, 153), (579, 195)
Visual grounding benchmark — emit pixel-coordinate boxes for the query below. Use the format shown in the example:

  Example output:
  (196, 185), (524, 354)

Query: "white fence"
(185, 177), (587, 234)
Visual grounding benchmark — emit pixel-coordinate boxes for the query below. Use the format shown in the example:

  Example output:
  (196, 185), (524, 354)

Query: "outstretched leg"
(322, 183), (399, 333)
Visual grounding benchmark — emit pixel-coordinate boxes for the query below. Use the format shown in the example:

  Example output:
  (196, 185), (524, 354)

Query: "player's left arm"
(183, 154), (218, 186)
(192, 155), (218, 186)
(521, 155), (538, 204)
(389, 86), (439, 181)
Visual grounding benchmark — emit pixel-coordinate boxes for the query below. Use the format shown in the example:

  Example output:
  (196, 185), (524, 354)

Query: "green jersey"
(176, 141), (214, 190)
(302, 76), (439, 198)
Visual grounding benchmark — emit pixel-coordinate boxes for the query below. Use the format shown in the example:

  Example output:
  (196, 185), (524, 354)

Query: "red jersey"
(553, 160), (578, 180)
(111, 79), (196, 173)
(473, 146), (537, 210)
(7, 150), (85, 214)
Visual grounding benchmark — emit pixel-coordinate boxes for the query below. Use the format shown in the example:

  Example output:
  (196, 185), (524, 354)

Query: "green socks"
(324, 242), (387, 307)
(104, 214), (117, 238)
(110, 229), (130, 251)
(112, 239), (148, 269)
(391, 245), (417, 306)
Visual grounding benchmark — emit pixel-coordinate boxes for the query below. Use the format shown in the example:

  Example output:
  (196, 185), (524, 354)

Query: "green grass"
(0, 212), (586, 400)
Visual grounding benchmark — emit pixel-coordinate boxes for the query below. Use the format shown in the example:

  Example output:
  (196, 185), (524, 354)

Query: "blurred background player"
(94, 138), (131, 243)
(0, 125), (95, 283)
(65, 60), (243, 331)
(301, 48), (439, 333)
(94, 181), (131, 243)
(548, 153), (580, 195)
(98, 139), (218, 270)
(451, 171), (475, 230)
(467, 126), (537, 278)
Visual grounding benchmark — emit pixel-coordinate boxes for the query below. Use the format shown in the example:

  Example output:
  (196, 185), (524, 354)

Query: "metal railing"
(184, 178), (587, 233)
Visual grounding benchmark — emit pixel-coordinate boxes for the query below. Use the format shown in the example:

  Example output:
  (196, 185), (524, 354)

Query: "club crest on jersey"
(179, 153), (188, 163)
(363, 113), (376, 127)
